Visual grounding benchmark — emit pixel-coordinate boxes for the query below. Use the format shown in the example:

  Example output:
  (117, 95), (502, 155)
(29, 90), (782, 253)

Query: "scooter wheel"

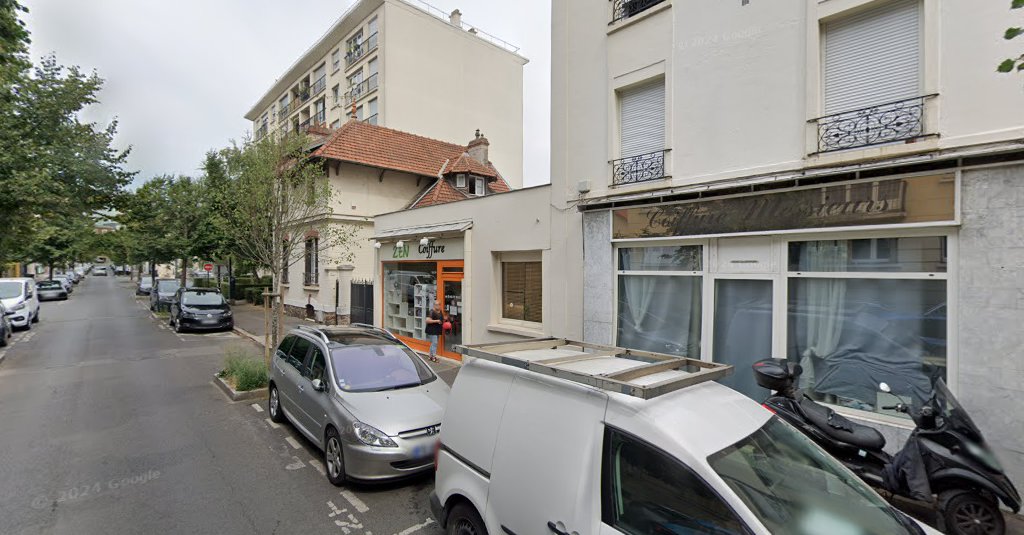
(941, 490), (1004, 535)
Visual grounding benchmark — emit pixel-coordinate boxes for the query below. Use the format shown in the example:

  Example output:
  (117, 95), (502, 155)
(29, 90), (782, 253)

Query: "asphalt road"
(0, 275), (444, 535)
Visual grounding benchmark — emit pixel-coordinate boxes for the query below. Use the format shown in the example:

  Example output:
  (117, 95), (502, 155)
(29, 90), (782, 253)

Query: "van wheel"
(941, 490), (1003, 535)
(324, 427), (347, 487)
(447, 503), (487, 535)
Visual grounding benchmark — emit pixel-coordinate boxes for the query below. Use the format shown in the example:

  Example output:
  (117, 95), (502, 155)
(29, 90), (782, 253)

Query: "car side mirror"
(311, 378), (326, 392)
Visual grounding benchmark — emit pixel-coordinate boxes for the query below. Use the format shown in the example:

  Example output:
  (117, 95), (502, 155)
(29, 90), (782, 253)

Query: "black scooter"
(753, 359), (1020, 535)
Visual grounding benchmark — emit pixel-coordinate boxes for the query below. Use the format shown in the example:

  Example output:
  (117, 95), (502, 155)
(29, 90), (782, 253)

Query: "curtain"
(620, 248), (658, 331)
(798, 241), (848, 389)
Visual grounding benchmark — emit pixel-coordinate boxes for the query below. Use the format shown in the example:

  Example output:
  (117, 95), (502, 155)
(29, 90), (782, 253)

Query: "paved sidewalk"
(230, 303), (461, 386)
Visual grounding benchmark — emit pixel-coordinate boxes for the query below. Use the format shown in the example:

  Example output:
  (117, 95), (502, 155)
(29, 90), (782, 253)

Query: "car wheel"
(941, 491), (1004, 535)
(0, 330), (7, 347)
(447, 503), (487, 535)
(32, 310), (39, 323)
(173, 319), (183, 334)
(268, 385), (286, 423)
(324, 427), (347, 487)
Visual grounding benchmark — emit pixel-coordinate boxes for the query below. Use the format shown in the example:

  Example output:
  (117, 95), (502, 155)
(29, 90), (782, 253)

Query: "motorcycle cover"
(883, 436), (932, 502)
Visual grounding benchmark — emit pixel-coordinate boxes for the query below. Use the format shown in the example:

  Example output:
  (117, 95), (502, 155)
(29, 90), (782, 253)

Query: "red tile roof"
(312, 120), (500, 179)
(408, 175), (515, 208)
(447, 152), (497, 177)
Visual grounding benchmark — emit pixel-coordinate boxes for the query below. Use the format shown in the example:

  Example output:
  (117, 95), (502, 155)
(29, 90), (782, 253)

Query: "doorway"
(437, 263), (464, 359)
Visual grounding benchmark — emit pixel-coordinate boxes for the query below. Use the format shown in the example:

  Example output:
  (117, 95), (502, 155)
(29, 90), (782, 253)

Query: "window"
(331, 85), (340, 106)
(619, 78), (665, 158)
(383, 262), (437, 340)
(346, 29), (363, 55)
(276, 335), (297, 361)
(304, 237), (319, 286)
(366, 98), (378, 125)
(455, 174), (466, 188)
(330, 120), (341, 129)
(368, 57), (378, 77)
(823, 0), (921, 115)
(786, 237), (947, 416)
(306, 346), (326, 382)
(355, 105), (364, 120)
(286, 336), (312, 371)
(330, 342), (435, 392)
(617, 245), (702, 358)
(467, 176), (486, 196)
(501, 261), (541, 323)
(331, 49), (341, 72)
(368, 17), (378, 37)
(602, 427), (745, 535)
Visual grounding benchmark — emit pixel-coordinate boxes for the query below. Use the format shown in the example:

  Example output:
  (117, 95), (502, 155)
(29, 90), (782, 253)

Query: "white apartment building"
(244, 0), (527, 187)
(551, 0), (1024, 488)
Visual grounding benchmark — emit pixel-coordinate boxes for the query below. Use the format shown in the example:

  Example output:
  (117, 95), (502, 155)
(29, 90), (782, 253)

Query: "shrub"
(222, 351), (268, 391)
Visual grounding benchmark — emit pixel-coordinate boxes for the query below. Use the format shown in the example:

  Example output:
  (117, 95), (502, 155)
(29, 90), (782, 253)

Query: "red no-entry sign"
(203, 263), (213, 272)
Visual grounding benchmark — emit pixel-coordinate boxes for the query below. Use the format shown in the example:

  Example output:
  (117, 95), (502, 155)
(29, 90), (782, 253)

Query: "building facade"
(552, 0), (1024, 486)
(244, 0), (527, 187)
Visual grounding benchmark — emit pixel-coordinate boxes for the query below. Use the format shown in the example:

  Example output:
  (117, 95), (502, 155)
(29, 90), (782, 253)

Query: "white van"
(430, 338), (939, 535)
(0, 278), (41, 329)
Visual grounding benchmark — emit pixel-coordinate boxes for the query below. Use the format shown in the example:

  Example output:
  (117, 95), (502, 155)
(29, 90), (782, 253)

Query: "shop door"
(712, 279), (773, 400)
(438, 264), (463, 358)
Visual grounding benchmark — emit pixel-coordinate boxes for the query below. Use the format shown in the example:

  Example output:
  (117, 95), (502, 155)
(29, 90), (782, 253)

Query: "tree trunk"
(48, 263), (53, 280)
(180, 258), (188, 286)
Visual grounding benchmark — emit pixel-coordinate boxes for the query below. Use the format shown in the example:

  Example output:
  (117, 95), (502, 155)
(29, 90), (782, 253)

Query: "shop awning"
(373, 219), (473, 241)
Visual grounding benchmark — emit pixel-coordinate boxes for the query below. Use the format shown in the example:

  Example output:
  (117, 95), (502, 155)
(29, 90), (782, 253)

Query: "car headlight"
(353, 422), (398, 448)
(11, 302), (26, 311)
(223, 310), (232, 317)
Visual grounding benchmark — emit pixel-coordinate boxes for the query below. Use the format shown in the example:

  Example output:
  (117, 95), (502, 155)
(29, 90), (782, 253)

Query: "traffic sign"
(203, 263), (213, 272)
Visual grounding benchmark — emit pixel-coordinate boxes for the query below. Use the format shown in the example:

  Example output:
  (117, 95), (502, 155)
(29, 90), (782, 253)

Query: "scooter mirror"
(879, 382), (891, 393)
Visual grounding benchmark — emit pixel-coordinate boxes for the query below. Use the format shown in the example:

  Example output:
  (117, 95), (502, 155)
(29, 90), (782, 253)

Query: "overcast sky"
(22, 0), (551, 188)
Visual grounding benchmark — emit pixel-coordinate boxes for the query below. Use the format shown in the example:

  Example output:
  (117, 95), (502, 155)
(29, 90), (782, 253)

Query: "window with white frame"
(786, 235), (947, 417)
(499, 255), (542, 324)
(367, 98), (378, 125)
(473, 177), (486, 196)
(331, 49), (341, 72)
(332, 84), (340, 107)
(304, 237), (319, 286)
(455, 174), (466, 188)
(616, 245), (703, 358)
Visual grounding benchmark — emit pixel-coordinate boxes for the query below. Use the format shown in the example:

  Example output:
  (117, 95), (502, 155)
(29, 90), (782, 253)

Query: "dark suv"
(169, 288), (233, 333)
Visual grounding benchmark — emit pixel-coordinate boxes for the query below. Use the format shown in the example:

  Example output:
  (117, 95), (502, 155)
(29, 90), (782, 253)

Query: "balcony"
(297, 111), (327, 133)
(611, 149), (668, 186)
(364, 113), (378, 126)
(611, 0), (666, 24)
(345, 32), (378, 68)
(812, 95), (936, 153)
(278, 102), (291, 121)
(303, 271), (318, 286)
(310, 76), (327, 98)
(344, 73), (379, 107)
(255, 124), (268, 140)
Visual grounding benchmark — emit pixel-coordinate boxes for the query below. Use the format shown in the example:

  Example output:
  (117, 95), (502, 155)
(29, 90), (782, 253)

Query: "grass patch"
(220, 349), (268, 392)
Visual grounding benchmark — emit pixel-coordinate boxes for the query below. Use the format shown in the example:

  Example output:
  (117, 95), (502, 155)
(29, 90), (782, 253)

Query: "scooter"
(752, 358), (1020, 535)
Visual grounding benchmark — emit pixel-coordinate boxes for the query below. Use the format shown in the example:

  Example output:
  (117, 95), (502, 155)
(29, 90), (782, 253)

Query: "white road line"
(285, 456), (305, 470)
(309, 458), (326, 475)
(394, 519), (434, 535)
(250, 403), (264, 413)
(340, 489), (370, 513)
(264, 418), (280, 429)
(285, 436), (301, 449)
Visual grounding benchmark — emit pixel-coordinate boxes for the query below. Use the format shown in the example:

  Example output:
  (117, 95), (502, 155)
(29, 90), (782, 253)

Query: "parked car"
(0, 278), (40, 330)
(150, 279), (181, 311)
(268, 325), (449, 485)
(169, 288), (232, 333)
(0, 302), (12, 347)
(430, 338), (939, 535)
(93, 267), (108, 276)
(136, 276), (154, 296)
(36, 280), (68, 301)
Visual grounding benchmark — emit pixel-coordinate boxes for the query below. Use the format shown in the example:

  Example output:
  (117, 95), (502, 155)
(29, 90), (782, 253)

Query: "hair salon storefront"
(378, 236), (466, 359)
(583, 172), (968, 441)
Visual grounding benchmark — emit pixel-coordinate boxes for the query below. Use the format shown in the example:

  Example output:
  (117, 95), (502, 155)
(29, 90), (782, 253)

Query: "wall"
(373, 186), (557, 347)
(381, 0), (526, 187)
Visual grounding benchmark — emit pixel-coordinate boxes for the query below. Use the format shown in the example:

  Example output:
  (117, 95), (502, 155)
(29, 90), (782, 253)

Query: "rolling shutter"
(823, 0), (920, 115)
(619, 79), (665, 158)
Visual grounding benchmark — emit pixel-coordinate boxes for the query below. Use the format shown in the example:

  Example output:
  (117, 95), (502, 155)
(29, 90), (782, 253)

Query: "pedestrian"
(425, 301), (443, 362)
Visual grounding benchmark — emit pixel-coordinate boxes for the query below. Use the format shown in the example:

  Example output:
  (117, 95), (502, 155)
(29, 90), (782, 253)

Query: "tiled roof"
(447, 152), (498, 177)
(312, 120), (499, 179)
(409, 179), (469, 209)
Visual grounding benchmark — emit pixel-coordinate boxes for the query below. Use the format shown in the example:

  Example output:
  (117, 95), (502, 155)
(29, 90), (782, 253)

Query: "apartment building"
(244, 0), (527, 187)
(551, 0), (1024, 487)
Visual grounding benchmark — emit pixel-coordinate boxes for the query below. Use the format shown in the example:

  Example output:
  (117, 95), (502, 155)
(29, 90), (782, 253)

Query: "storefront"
(379, 235), (466, 359)
(584, 172), (959, 429)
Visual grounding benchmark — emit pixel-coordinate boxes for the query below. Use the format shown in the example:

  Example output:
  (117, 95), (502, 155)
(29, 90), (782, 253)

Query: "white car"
(0, 278), (40, 329)
(430, 339), (940, 535)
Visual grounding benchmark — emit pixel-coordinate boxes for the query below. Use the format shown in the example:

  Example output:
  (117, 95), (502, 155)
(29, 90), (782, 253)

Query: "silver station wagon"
(268, 325), (449, 485)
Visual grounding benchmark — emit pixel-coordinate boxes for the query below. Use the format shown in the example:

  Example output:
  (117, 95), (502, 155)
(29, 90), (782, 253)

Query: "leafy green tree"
(998, 0), (1024, 75)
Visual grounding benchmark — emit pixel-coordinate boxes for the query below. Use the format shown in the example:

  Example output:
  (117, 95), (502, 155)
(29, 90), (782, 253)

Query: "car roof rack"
(454, 338), (733, 400)
(295, 324), (330, 345)
(348, 323), (401, 342)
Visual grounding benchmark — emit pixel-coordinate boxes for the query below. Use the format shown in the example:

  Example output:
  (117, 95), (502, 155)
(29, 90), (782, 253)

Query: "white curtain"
(620, 249), (660, 331)
(799, 241), (848, 388)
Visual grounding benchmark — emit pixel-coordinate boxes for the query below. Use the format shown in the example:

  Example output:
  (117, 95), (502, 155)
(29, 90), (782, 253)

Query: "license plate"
(411, 444), (433, 459)
(201, 318), (218, 324)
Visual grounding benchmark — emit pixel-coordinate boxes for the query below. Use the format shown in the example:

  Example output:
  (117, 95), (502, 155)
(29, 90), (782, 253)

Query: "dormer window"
(469, 176), (486, 196)
(456, 174), (466, 188)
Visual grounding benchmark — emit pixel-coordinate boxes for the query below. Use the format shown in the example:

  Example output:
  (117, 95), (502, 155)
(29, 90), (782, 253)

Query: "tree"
(218, 134), (357, 354)
(998, 0), (1024, 75)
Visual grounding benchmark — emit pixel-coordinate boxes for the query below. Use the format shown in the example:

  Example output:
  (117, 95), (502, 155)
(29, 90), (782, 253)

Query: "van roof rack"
(454, 338), (733, 400)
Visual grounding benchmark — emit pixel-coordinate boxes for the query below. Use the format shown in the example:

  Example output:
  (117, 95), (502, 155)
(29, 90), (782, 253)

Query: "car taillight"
(761, 403), (776, 414)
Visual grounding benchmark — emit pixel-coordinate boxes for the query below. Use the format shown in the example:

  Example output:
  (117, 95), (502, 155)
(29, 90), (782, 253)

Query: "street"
(0, 275), (443, 535)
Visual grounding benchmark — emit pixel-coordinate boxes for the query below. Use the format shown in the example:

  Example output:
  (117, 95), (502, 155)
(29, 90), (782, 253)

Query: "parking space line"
(341, 489), (369, 513)
(285, 436), (301, 449)
(264, 418), (279, 429)
(309, 458), (325, 476)
(250, 403), (263, 413)
(394, 519), (434, 535)
(285, 456), (305, 470)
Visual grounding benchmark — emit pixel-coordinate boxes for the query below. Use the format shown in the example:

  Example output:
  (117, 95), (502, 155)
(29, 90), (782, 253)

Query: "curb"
(213, 374), (268, 402)
(233, 326), (265, 347)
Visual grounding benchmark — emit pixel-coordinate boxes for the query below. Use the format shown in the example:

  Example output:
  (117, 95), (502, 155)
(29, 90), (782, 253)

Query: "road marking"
(394, 519), (434, 535)
(264, 418), (279, 429)
(285, 456), (305, 470)
(340, 489), (369, 513)
(250, 403), (264, 413)
(309, 458), (325, 475)
(285, 436), (301, 449)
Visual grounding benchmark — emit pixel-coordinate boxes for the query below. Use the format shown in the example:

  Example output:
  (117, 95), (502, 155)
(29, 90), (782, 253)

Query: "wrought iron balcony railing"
(611, 149), (668, 186)
(346, 32), (378, 68)
(255, 125), (268, 140)
(611, 0), (666, 24)
(813, 95), (936, 153)
(310, 76), (327, 98)
(278, 102), (291, 121)
(364, 113), (378, 126)
(303, 271), (318, 286)
(344, 73), (379, 107)
(298, 117), (311, 132)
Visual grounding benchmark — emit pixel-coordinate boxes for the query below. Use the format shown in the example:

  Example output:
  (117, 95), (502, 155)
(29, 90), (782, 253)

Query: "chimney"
(467, 129), (489, 165)
(449, 9), (462, 27)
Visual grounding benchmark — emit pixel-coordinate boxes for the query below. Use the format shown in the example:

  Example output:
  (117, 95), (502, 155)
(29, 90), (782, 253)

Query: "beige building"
(552, 0), (1024, 489)
(244, 0), (527, 187)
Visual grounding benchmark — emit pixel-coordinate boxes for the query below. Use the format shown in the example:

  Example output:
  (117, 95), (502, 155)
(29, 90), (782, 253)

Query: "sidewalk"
(230, 303), (461, 386)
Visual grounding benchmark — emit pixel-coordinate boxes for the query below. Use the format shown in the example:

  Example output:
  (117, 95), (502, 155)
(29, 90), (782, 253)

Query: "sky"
(22, 0), (552, 188)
